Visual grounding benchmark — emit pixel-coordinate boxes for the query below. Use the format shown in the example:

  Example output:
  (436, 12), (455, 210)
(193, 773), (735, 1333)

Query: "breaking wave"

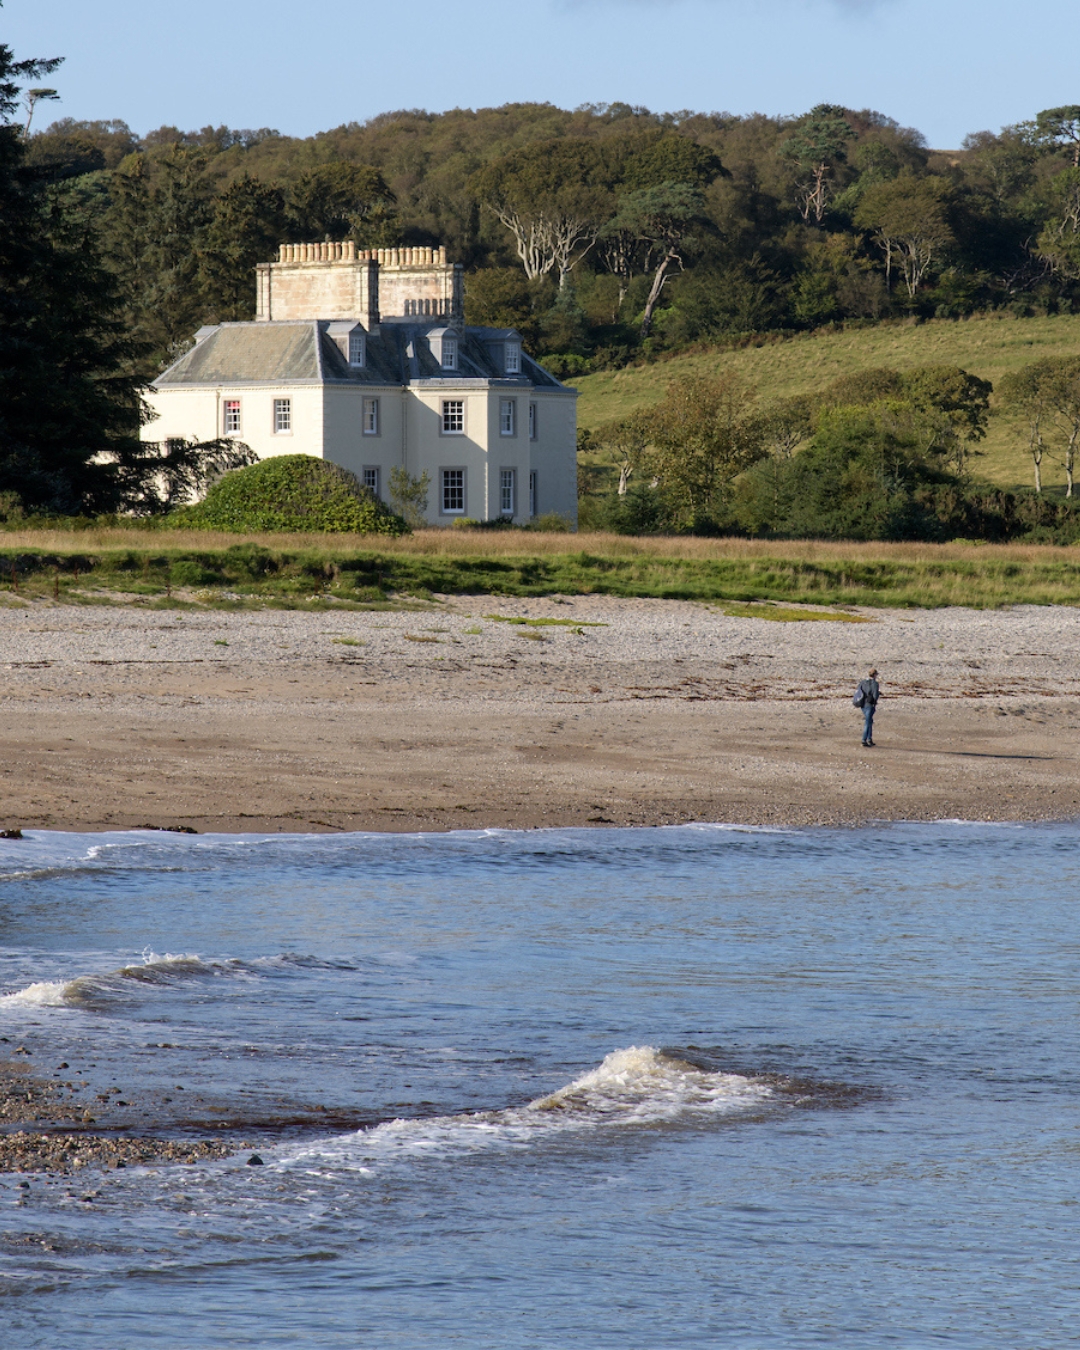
(0, 950), (364, 1011)
(0, 951), (223, 1009)
(287, 1046), (774, 1170)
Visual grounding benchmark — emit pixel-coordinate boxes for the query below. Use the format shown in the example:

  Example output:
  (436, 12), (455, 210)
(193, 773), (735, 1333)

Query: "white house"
(143, 242), (578, 527)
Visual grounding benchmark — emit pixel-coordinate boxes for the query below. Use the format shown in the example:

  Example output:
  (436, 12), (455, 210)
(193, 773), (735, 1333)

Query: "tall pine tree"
(0, 25), (148, 513)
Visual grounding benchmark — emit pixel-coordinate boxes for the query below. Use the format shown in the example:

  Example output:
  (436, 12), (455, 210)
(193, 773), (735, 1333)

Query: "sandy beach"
(2, 595), (1078, 833)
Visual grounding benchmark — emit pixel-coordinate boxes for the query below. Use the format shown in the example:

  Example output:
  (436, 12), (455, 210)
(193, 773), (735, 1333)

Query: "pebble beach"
(0, 593), (1078, 835)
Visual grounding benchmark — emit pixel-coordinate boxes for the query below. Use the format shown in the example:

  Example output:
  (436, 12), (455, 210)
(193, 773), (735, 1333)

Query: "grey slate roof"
(154, 321), (567, 390)
(158, 324), (322, 385)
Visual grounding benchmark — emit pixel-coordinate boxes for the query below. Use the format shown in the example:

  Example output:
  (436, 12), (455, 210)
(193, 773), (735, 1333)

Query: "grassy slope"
(569, 314), (1080, 494)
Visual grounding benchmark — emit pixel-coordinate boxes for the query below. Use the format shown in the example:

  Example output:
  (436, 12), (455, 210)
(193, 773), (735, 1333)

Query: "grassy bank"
(570, 313), (1080, 494)
(2, 529), (1080, 609)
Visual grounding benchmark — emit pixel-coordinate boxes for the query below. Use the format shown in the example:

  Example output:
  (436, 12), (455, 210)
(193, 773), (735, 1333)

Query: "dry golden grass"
(4, 525), (1078, 565)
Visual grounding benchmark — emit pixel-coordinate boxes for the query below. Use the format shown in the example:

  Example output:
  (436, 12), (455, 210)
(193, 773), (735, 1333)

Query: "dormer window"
(505, 343), (520, 375)
(441, 336), (457, 371)
(327, 320), (366, 369)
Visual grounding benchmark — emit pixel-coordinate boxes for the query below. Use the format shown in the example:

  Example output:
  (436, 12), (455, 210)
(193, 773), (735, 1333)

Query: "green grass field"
(3, 529), (1080, 610)
(570, 313), (1080, 494)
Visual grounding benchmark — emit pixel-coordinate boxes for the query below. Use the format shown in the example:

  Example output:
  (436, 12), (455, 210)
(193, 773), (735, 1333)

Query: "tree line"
(5, 12), (1080, 523)
(24, 95), (1080, 377)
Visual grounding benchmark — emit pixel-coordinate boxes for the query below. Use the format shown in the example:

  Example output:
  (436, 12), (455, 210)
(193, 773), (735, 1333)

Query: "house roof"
(153, 321), (567, 391)
(158, 323), (323, 385)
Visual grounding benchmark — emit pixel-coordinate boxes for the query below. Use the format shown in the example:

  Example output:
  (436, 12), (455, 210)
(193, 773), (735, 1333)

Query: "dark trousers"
(862, 704), (876, 744)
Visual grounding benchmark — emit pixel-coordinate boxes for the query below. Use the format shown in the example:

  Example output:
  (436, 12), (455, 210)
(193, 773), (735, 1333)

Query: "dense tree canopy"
(0, 25), (254, 515)
(0, 34), (146, 513)
(21, 92), (1080, 379)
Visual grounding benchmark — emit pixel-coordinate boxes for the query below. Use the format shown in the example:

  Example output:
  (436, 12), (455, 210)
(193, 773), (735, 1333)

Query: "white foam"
(0, 979), (71, 1007)
(0, 951), (212, 1010)
(285, 1046), (772, 1171)
(529, 1044), (766, 1122)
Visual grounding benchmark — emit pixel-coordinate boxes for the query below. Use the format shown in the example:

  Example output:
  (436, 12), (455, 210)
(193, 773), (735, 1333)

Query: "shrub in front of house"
(180, 456), (409, 535)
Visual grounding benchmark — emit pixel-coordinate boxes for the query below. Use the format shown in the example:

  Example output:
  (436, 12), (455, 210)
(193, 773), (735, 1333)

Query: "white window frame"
(223, 399), (241, 435)
(500, 468), (516, 517)
(529, 470), (537, 517)
(440, 467), (466, 516)
(362, 466), (380, 497)
(273, 398), (291, 434)
(348, 332), (366, 367)
(441, 399), (465, 435)
(499, 398), (516, 437)
(441, 336), (457, 371)
(505, 343), (520, 375)
(528, 401), (537, 441)
(363, 397), (380, 436)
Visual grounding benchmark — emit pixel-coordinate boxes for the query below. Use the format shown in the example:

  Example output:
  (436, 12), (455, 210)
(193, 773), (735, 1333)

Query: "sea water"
(1, 823), (1078, 1348)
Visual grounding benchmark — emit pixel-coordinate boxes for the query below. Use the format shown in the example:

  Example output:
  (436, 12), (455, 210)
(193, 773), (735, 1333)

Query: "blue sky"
(6, 0), (1078, 149)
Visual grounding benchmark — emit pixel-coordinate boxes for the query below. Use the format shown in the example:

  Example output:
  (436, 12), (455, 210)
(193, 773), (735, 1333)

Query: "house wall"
(321, 386), (404, 500)
(528, 391), (579, 526)
(145, 380), (578, 529)
(143, 385), (327, 464)
(482, 391), (527, 522)
(405, 387), (490, 525)
(391, 386), (578, 527)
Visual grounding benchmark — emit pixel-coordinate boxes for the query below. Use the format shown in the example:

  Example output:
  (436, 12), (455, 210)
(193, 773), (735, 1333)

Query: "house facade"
(143, 243), (578, 526)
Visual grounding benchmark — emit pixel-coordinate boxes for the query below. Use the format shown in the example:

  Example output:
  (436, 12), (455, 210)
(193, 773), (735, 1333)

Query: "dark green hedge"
(180, 456), (408, 535)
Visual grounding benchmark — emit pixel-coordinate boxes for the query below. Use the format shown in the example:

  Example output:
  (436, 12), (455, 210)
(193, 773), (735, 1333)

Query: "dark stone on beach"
(0, 828), (23, 839)
(139, 824), (199, 834)
(246, 1154), (264, 1166)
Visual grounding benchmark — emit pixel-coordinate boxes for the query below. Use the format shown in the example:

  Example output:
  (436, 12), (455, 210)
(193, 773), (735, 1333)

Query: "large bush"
(182, 455), (408, 535)
(731, 403), (1080, 543)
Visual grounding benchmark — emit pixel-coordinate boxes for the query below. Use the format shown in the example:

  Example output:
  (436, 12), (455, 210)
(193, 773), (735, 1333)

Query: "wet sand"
(1, 594), (1078, 833)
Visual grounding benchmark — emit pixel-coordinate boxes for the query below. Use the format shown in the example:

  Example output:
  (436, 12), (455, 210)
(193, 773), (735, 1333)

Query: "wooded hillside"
(28, 100), (1080, 377)
(8, 46), (1080, 538)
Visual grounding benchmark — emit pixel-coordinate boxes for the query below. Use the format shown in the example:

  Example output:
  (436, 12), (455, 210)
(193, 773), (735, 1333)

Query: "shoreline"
(3, 581), (1079, 1170)
(5, 802), (1080, 835)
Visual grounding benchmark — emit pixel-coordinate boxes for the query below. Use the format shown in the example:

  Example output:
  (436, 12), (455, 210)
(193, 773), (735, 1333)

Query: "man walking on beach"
(855, 668), (880, 747)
